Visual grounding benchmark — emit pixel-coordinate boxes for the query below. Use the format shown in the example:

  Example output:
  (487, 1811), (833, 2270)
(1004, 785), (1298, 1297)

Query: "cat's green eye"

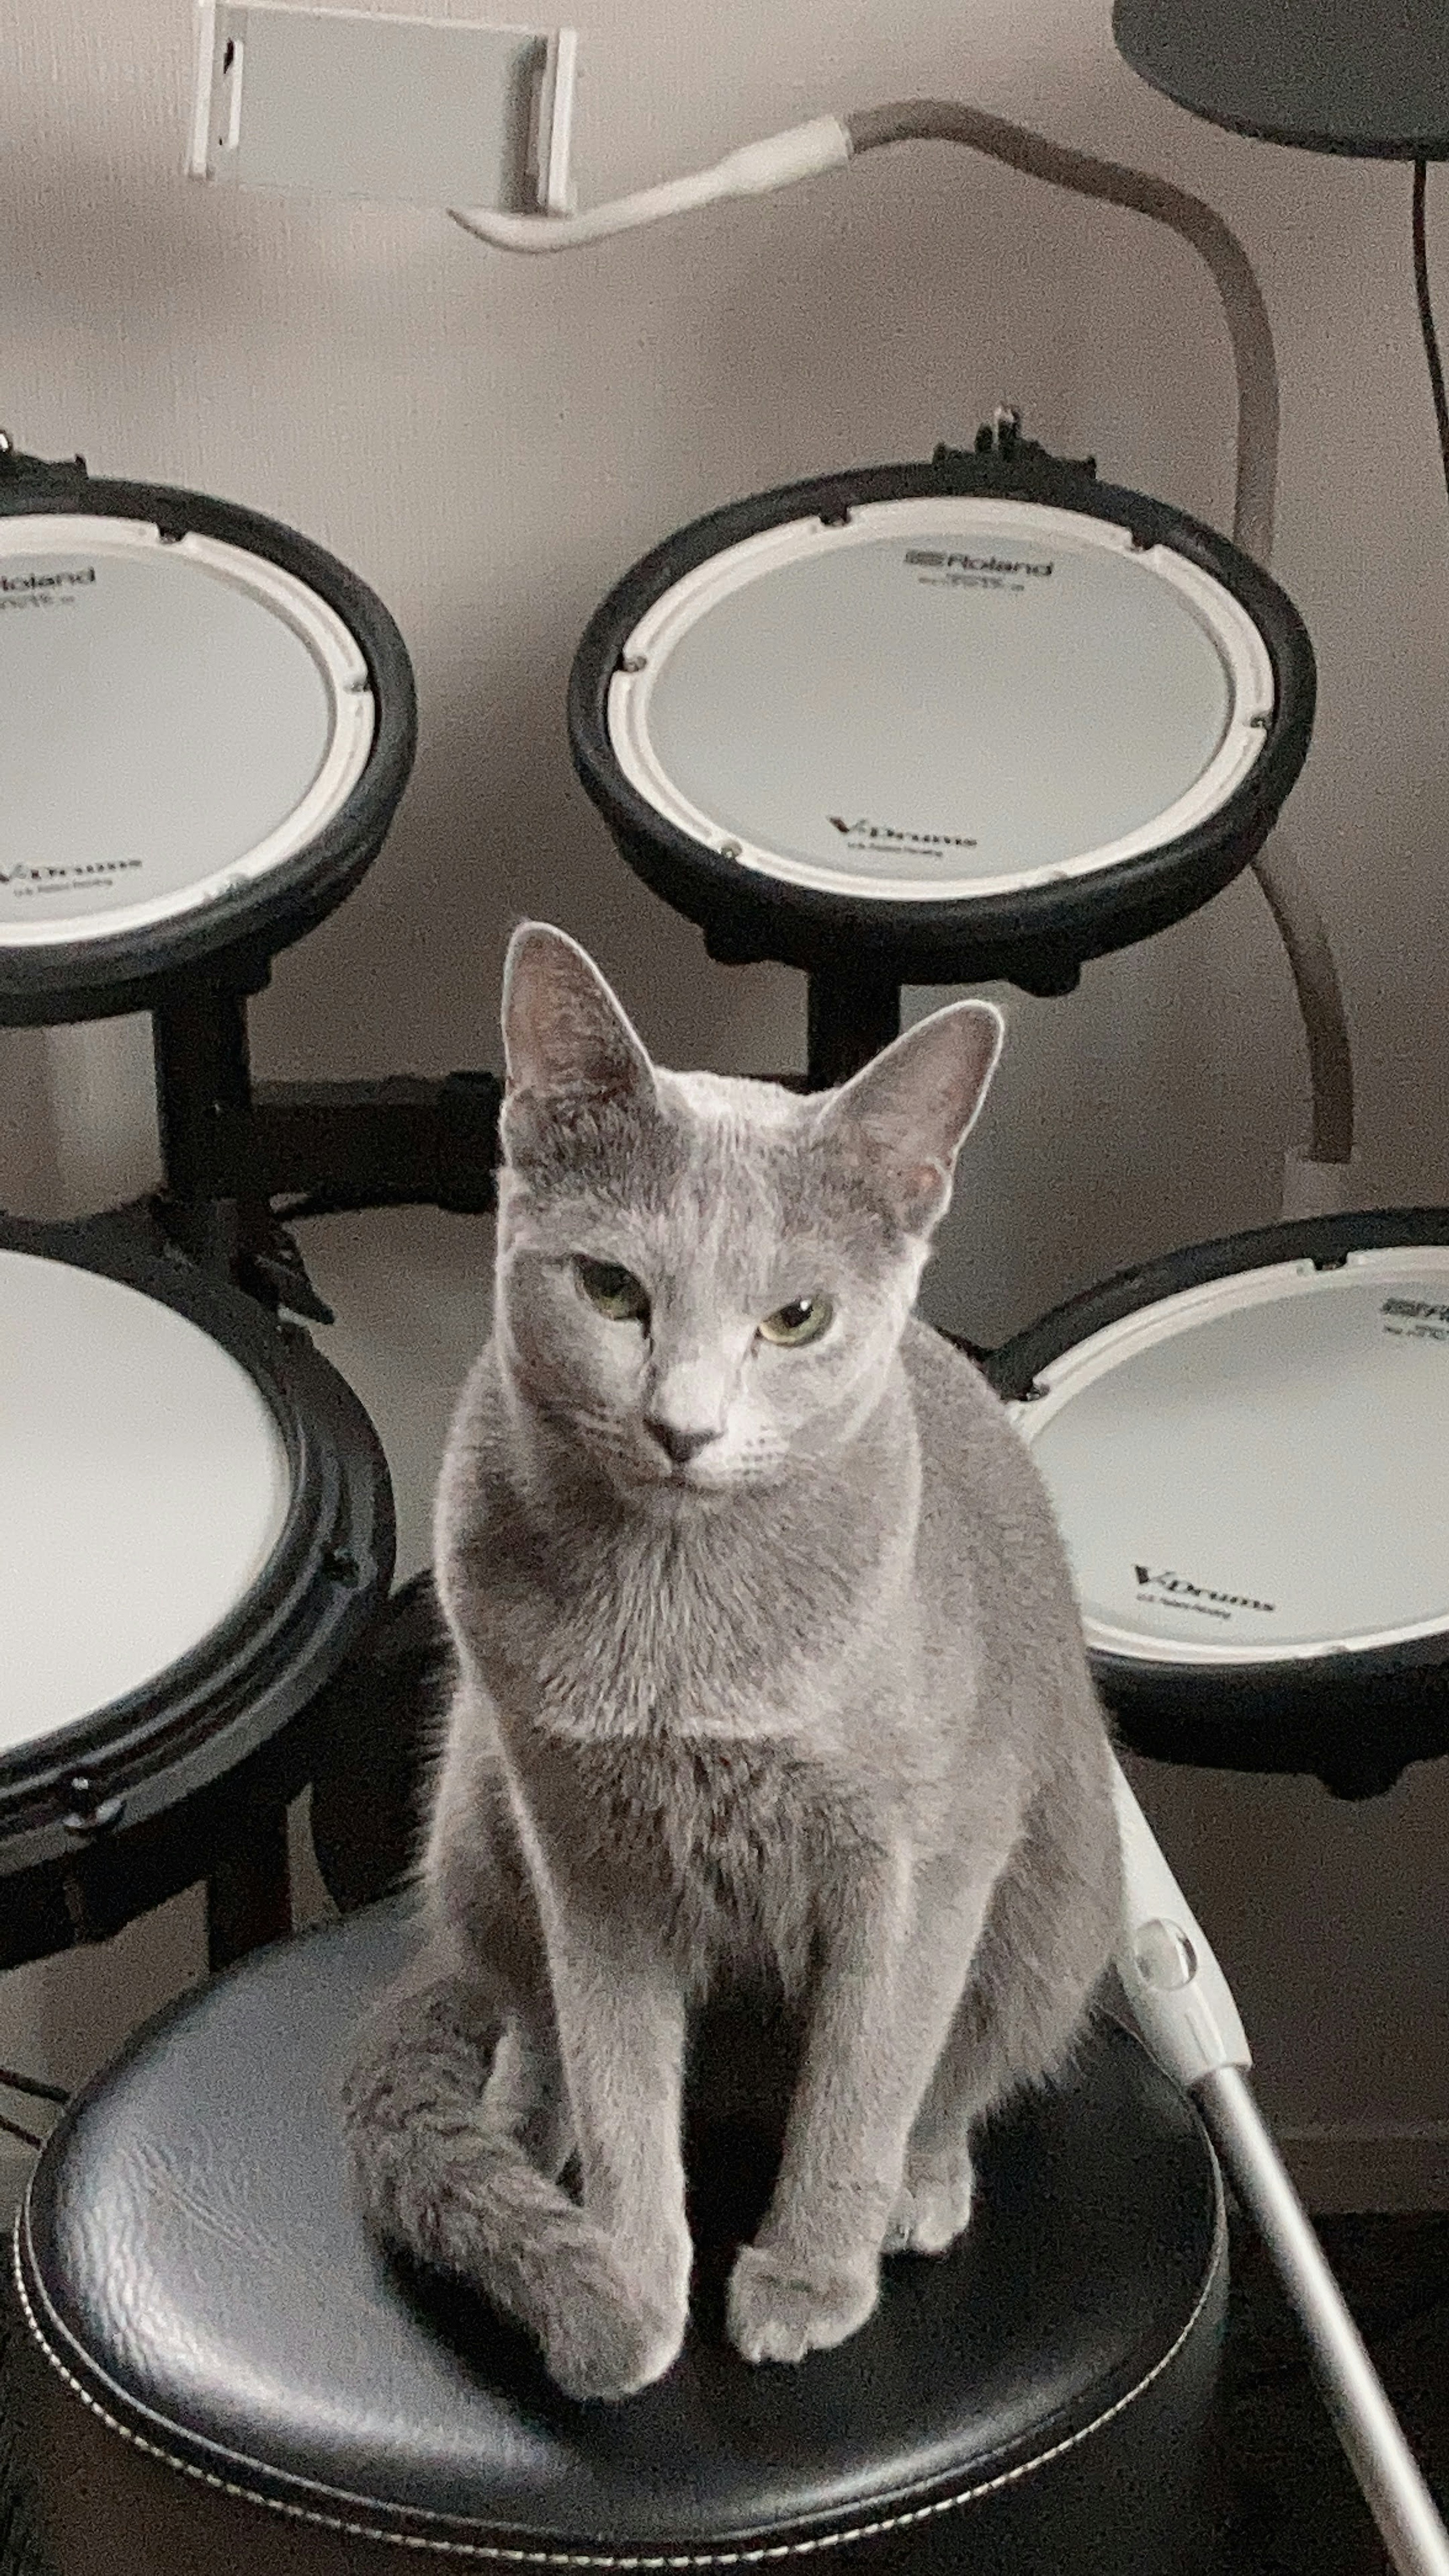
(574, 1257), (650, 1323)
(758, 1296), (834, 1348)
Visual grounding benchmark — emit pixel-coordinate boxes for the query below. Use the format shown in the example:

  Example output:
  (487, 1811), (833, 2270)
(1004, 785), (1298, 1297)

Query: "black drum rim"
(984, 1207), (1449, 1400)
(0, 475), (417, 1027)
(568, 451), (1316, 990)
(985, 1208), (1449, 1785)
(0, 1212), (395, 1879)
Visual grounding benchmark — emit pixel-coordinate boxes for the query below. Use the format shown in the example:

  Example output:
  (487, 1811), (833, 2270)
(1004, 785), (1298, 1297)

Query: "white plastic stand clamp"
(1110, 1756), (1250, 2090)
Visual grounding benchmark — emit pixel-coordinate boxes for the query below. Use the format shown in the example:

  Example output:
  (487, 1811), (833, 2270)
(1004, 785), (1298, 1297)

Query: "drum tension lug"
(1012, 957), (1082, 998)
(0, 435), (88, 483)
(245, 1222), (336, 1324)
(931, 423), (1098, 478)
(1318, 1759), (1406, 1800)
(704, 922), (773, 967)
(62, 1775), (125, 1838)
(149, 1191), (337, 1325)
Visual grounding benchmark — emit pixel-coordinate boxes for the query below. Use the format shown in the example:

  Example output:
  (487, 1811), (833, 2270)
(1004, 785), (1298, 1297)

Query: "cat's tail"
(341, 1968), (668, 2399)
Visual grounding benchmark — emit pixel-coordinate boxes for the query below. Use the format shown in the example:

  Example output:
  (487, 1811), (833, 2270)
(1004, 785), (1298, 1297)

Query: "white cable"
(449, 115), (852, 251)
(1281, 1146), (1354, 1218)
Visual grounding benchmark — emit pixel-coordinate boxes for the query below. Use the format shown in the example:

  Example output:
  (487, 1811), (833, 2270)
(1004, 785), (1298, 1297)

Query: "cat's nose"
(646, 1419), (718, 1467)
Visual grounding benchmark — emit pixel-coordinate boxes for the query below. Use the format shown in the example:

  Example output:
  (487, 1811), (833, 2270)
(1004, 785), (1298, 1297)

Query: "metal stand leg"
(805, 968), (901, 1087)
(151, 980), (277, 1290)
(206, 1809), (293, 1973)
(152, 984), (255, 1194)
(1197, 2065), (1449, 2576)
(1111, 1760), (1449, 2576)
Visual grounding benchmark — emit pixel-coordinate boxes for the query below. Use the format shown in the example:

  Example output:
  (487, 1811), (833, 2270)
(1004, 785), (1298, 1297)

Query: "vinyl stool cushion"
(14, 1900), (1227, 2576)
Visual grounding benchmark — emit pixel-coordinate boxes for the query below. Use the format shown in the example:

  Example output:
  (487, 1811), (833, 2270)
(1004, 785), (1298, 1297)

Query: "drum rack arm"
(1112, 1760), (1449, 2576)
(244, 1075), (503, 1217)
(151, 987), (503, 1311)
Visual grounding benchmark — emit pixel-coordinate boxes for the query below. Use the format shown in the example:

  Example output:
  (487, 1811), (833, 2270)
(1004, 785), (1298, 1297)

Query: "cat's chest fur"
(446, 1358), (914, 1748)
(516, 1726), (858, 1998)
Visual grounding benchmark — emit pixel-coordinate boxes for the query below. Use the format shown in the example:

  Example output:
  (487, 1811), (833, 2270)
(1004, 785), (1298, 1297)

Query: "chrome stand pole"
(1112, 1761), (1449, 2576)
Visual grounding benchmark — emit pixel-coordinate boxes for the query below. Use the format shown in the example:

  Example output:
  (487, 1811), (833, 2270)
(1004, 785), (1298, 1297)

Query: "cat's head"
(495, 924), (1001, 1503)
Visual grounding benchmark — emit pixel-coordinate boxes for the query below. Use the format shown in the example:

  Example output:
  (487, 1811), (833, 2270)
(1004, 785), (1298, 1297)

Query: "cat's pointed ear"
(501, 923), (655, 1105)
(817, 1001), (1004, 1233)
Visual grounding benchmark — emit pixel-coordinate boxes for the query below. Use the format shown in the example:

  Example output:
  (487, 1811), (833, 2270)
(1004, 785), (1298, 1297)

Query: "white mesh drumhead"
(0, 1250), (293, 1749)
(607, 498), (1274, 903)
(0, 517), (375, 947)
(1015, 1249), (1449, 1663)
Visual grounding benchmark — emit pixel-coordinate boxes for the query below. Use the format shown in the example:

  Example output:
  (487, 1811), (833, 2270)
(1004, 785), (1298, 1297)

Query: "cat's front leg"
(539, 1897), (693, 2400)
(728, 1856), (991, 2365)
(481, 2012), (574, 2180)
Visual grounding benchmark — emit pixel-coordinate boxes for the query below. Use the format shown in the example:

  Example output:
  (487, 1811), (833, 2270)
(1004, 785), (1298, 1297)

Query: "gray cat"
(343, 921), (1121, 2404)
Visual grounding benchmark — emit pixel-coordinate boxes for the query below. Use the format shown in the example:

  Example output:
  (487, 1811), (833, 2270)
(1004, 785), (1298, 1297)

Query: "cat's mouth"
(566, 1413), (761, 1503)
(623, 1440), (744, 1503)
(640, 1453), (728, 1495)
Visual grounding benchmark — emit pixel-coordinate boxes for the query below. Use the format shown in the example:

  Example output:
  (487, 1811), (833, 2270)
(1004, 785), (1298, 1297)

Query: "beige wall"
(1, 0), (1446, 2205)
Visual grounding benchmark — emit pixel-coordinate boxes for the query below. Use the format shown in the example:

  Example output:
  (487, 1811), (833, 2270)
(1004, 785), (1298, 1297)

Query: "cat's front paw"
(726, 2242), (878, 2365)
(543, 2260), (687, 2404)
(883, 2145), (974, 2256)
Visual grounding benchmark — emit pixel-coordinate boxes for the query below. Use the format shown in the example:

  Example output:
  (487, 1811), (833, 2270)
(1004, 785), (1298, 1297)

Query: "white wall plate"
(190, 3), (577, 212)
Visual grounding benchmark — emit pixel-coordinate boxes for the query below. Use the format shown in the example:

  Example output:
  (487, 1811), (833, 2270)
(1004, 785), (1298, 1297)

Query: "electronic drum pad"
(0, 471), (415, 1024)
(0, 1214), (392, 1965)
(571, 453), (1315, 992)
(990, 1213), (1449, 1797)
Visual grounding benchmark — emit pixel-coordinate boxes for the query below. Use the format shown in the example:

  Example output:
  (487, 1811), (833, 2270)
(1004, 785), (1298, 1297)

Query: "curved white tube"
(1281, 1144), (1355, 1218)
(449, 116), (852, 251)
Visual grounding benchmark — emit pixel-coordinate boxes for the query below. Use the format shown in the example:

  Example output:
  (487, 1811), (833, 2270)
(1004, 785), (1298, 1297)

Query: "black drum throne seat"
(14, 1889), (1227, 2576)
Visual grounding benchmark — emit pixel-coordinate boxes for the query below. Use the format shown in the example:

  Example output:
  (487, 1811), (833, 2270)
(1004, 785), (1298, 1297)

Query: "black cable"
(0, 2065), (67, 2108)
(0, 2111), (42, 2153)
(1413, 159), (1449, 512)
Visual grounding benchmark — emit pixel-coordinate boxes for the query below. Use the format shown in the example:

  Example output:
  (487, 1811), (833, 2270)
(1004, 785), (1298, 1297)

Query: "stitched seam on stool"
(12, 2181), (1226, 2567)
